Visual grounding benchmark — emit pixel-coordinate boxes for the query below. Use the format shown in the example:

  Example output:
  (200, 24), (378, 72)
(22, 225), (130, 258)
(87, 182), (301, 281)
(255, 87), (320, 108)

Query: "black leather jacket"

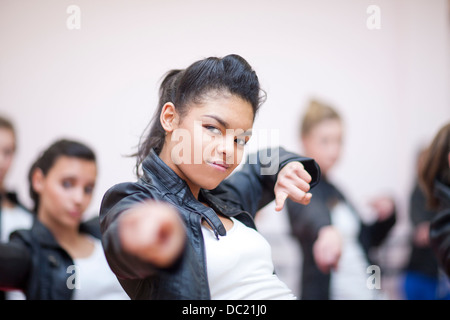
(0, 191), (33, 300)
(99, 147), (320, 300)
(0, 217), (101, 300)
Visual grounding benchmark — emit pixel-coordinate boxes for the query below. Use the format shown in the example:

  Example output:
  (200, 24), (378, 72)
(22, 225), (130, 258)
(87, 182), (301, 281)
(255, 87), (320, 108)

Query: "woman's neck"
(38, 211), (95, 259)
(38, 211), (80, 245)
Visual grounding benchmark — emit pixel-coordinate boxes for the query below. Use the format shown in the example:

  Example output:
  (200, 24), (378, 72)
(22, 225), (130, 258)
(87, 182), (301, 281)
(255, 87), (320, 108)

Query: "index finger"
(274, 191), (289, 212)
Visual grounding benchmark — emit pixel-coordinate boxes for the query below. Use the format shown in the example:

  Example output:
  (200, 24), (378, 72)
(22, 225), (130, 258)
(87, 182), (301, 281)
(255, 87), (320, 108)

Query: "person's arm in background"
(286, 196), (341, 274)
(409, 184), (435, 247)
(359, 196), (397, 254)
(429, 208), (450, 277)
(0, 237), (31, 291)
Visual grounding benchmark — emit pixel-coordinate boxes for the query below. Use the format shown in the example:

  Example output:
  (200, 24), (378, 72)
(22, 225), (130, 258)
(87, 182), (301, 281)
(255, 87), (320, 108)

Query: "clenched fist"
(274, 161), (313, 211)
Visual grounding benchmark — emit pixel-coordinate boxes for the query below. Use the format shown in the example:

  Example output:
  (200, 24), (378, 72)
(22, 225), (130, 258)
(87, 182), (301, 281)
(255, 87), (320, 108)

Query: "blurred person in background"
(286, 99), (396, 300)
(0, 139), (129, 299)
(402, 148), (449, 299)
(0, 115), (33, 300)
(420, 122), (450, 291)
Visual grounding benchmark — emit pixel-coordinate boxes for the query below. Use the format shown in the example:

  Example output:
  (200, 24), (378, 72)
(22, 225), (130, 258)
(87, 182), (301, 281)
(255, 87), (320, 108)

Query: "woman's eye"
(62, 180), (73, 189)
(84, 186), (94, 195)
(205, 126), (221, 135)
(235, 138), (247, 146)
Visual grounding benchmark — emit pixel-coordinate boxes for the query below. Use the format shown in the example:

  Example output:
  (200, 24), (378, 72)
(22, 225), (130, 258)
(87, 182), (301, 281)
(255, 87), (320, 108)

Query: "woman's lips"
(207, 160), (230, 172)
(68, 210), (82, 219)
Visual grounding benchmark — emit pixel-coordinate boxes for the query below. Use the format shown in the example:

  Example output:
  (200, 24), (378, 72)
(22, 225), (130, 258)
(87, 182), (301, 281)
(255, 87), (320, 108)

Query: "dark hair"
(28, 139), (97, 213)
(419, 122), (450, 210)
(134, 54), (265, 176)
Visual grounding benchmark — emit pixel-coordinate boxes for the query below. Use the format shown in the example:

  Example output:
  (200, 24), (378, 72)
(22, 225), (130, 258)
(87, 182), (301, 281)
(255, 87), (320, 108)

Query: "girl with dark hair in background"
(402, 148), (449, 300)
(0, 115), (33, 300)
(99, 54), (321, 300)
(0, 139), (129, 299)
(421, 122), (450, 284)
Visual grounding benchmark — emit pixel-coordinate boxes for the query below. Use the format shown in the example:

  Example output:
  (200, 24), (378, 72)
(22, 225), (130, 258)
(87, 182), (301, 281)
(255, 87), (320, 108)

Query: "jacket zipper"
(196, 213), (212, 299)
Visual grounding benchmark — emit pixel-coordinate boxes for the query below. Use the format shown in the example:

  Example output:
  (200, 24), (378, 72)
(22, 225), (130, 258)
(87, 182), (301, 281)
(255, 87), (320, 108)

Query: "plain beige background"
(1, 0), (449, 298)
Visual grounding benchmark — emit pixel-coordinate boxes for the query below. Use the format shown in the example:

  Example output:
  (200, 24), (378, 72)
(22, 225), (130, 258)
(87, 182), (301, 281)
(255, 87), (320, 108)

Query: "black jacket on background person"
(286, 177), (396, 300)
(0, 216), (101, 300)
(404, 183), (440, 278)
(429, 180), (450, 277)
(99, 147), (320, 300)
(0, 191), (33, 300)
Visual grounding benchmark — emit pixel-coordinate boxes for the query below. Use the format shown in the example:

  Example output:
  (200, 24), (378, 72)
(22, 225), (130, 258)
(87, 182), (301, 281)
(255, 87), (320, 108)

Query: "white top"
(329, 202), (379, 300)
(1, 205), (33, 243)
(72, 237), (130, 300)
(201, 217), (296, 300)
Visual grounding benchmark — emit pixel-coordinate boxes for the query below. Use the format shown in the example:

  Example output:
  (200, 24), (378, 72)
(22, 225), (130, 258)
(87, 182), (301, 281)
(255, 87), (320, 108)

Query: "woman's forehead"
(188, 94), (254, 128)
(47, 156), (97, 178)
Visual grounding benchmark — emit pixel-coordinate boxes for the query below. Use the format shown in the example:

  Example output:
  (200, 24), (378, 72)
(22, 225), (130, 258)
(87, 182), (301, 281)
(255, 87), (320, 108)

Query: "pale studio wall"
(1, 0), (449, 298)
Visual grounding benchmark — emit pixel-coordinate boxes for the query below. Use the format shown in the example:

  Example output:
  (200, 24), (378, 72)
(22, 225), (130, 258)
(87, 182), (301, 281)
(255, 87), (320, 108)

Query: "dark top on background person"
(421, 122), (450, 277)
(405, 183), (440, 278)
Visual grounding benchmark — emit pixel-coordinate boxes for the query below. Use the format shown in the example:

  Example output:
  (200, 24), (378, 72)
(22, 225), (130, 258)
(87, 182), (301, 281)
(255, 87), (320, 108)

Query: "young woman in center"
(100, 54), (321, 300)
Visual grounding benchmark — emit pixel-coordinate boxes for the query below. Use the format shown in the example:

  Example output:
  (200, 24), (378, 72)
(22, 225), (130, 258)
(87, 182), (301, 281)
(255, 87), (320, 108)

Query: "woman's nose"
(72, 187), (85, 205)
(216, 135), (234, 157)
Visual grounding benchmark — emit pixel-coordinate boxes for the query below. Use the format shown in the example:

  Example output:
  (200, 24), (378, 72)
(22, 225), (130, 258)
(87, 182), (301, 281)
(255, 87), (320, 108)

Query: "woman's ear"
(31, 168), (45, 195)
(160, 102), (179, 134)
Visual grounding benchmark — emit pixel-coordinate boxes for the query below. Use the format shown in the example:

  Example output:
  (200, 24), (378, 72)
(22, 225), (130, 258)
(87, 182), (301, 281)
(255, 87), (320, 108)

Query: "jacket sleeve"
(99, 182), (169, 280)
(429, 208), (450, 277)
(358, 208), (396, 255)
(286, 196), (331, 243)
(0, 236), (31, 291)
(213, 146), (321, 217)
(410, 184), (436, 226)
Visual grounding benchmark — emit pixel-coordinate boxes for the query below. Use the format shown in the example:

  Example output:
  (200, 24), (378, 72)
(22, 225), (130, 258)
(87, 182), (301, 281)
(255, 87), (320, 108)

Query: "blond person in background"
(286, 100), (396, 299)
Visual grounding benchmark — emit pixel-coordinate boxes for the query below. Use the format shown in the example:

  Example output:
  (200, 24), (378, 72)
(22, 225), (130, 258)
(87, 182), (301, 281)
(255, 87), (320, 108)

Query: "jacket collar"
(142, 149), (227, 238)
(142, 149), (189, 197)
(30, 217), (100, 249)
(30, 219), (59, 248)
